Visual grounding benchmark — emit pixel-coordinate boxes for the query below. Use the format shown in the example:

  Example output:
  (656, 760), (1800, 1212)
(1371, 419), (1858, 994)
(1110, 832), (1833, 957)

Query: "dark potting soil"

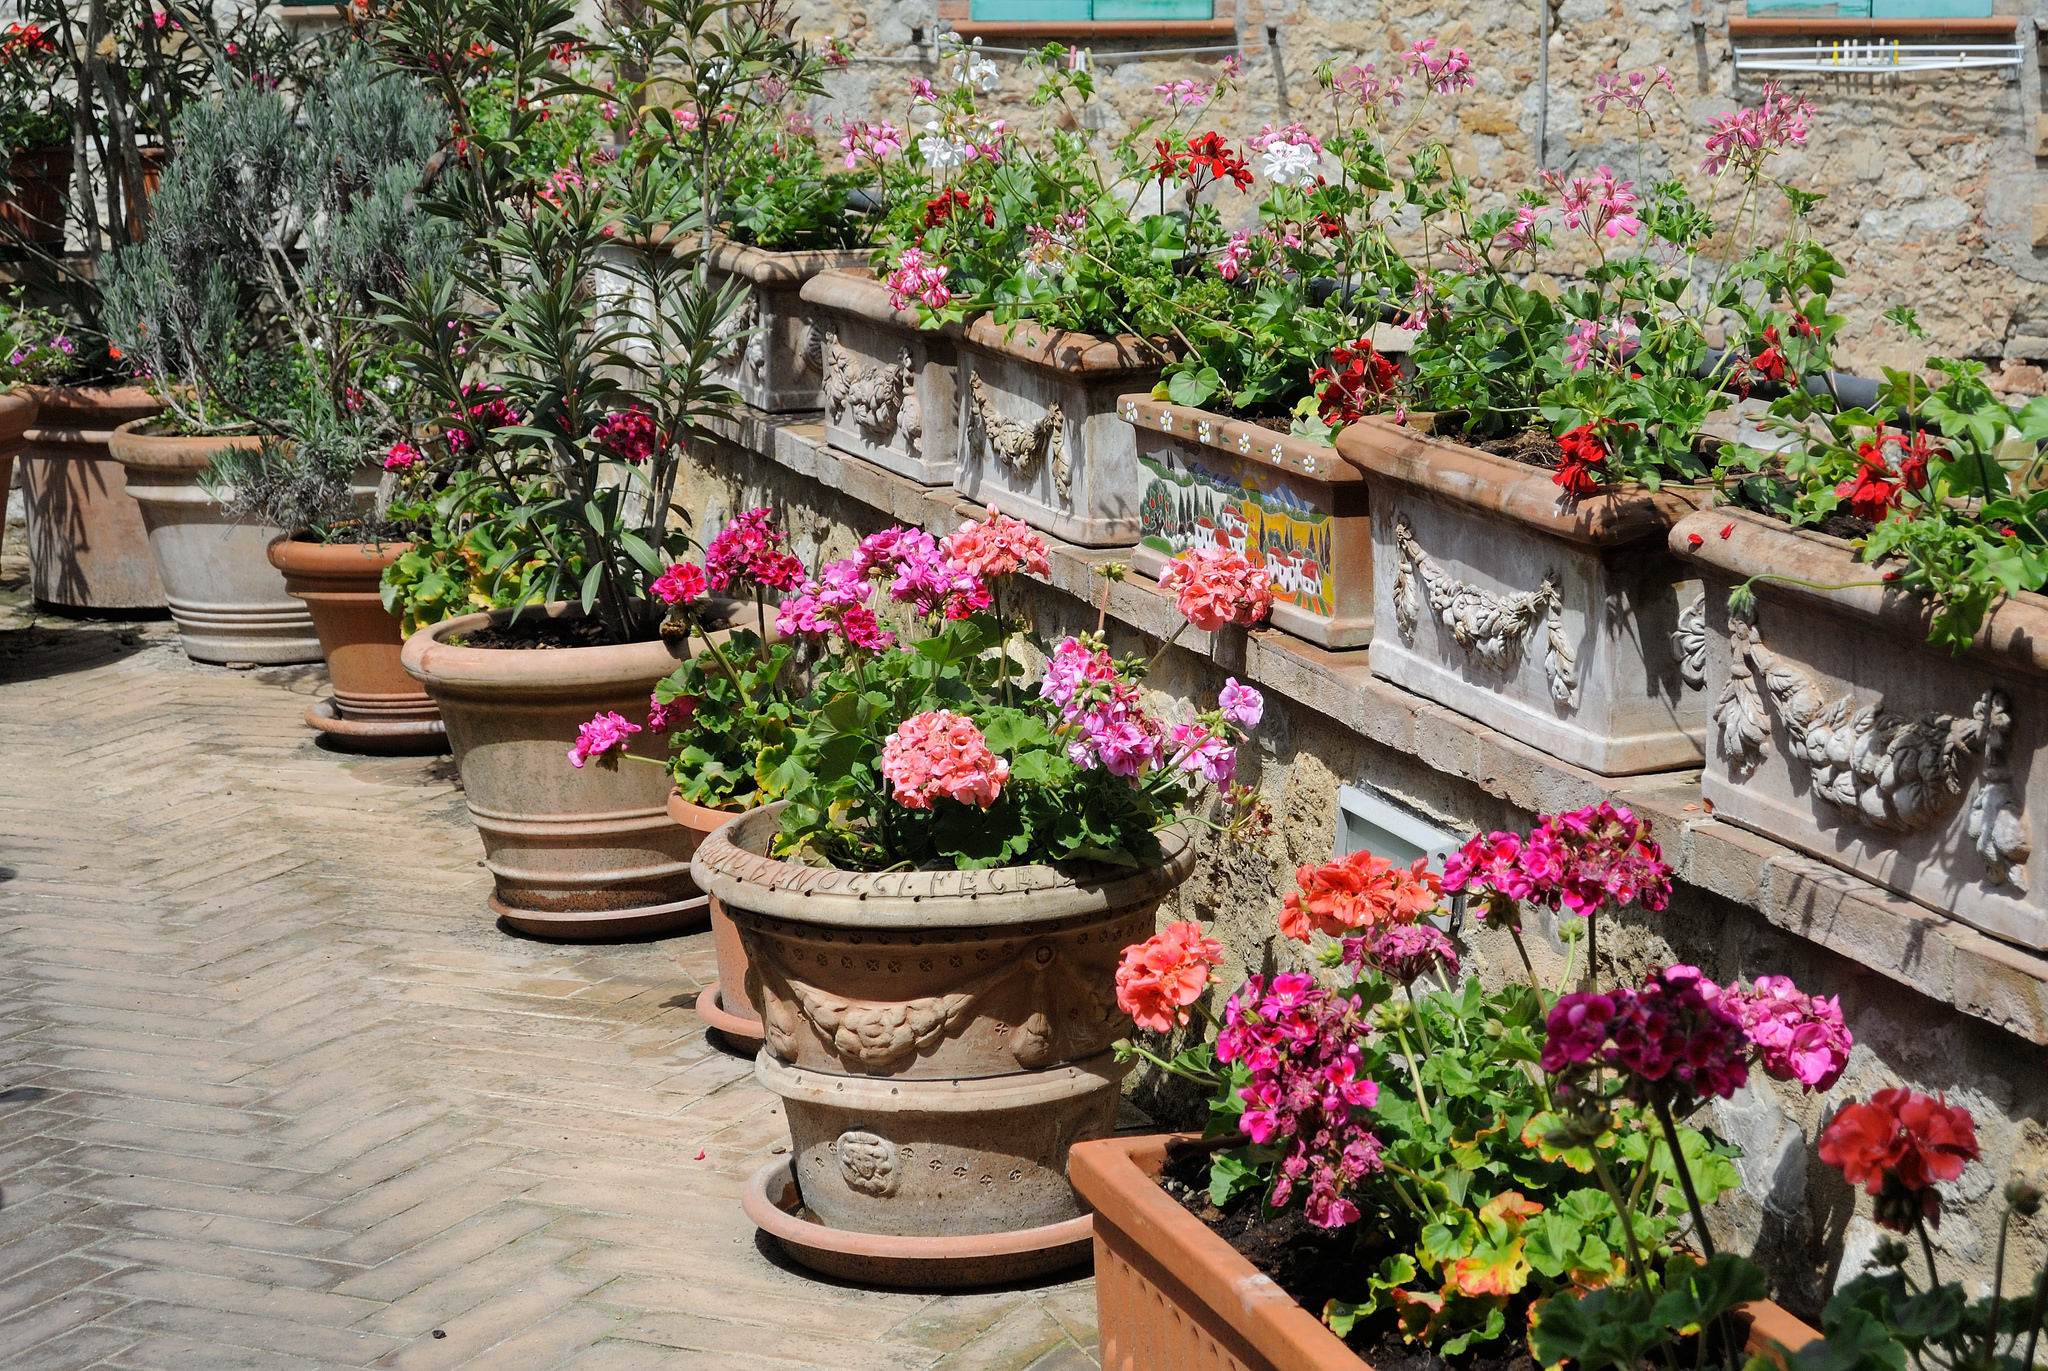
(1474, 427), (1566, 473)
(455, 617), (623, 651)
(1159, 1146), (1536, 1371)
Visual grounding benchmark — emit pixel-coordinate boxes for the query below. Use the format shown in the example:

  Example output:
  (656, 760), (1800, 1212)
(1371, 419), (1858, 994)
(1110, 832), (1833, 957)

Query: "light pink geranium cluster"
(704, 508), (805, 595)
(878, 709), (1009, 810)
(1403, 38), (1474, 96)
(1217, 973), (1384, 1229)
(857, 527), (989, 619)
(1114, 920), (1225, 1033)
(1038, 636), (1163, 777)
(568, 710), (641, 769)
(1542, 165), (1641, 243)
(1159, 547), (1274, 632)
(1332, 62), (1403, 118)
(884, 247), (951, 312)
(1153, 78), (1211, 112)
(775, 555), (895, 652)
(1718, 975), (1853, 1091)
(1701, 80), (1815, 179)
(941, 505), (1050, 580)
(837, 118), (903, 168)
(1443, 800), (1672, 924)
(1588, 66), (1673, 118)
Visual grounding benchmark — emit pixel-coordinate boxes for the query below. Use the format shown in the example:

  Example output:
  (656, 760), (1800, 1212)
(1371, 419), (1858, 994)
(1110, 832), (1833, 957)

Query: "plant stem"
(1593, 1149), (1652, 1287)
(1917, 1217), (1941, 1291)
(1121, 1040), (1220, 1090)
(1393, 1020), (1433, 1126)
(1651, 1093), (1714, 1260)
(1507, 919), (1542, 993)
(1584, 912), (1599, 993)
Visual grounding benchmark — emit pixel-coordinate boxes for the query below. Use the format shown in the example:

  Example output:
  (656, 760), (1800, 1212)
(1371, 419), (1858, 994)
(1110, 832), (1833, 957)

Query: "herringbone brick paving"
(0, 548), (1101, 1370)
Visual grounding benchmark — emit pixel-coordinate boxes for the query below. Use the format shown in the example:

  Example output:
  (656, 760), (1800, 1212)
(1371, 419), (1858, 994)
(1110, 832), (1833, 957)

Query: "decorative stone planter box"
(705, 239), (866, 413)
(1672, 509), (2048, 952)
(954, 318), (1165, 548)
(797, 268), (960, 486)
(1333, 417), (1707, 776)
(1072, 1133), (1821, 1371)
(693, 804), (1197, 1286)
(17, 385), (167, 611)
(1121, 395), (1371, 649)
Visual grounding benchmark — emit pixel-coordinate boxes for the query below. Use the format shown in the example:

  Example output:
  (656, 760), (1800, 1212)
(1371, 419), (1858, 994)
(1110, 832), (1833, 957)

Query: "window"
(968, 1), (1215, 20)
(1744, 1), (1993, 15)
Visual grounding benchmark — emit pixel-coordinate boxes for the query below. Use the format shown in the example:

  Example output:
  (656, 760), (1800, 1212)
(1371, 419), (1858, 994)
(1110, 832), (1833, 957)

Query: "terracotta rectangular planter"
(1672, 508), (2048, 951)
(953, 318), (1165, 547)
(1333, 417), (1708, 776)
(796, 268), (961, 486)
(1071, 1133), (1820, 1371)
(706, 239), (867, 413)
(1122, 395), (1371, 649)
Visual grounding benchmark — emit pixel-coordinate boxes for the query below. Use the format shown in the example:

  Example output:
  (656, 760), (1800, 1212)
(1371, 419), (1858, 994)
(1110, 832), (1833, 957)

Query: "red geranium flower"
(1312, 340), (1400, 428)
(1554, 424), (1609, 498)
(1818, 1088), (1980, 1230)
(1836, 430), (1937, 523)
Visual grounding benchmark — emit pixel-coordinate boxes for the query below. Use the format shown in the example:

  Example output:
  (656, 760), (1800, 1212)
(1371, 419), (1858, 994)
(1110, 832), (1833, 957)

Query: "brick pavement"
(0, 550), (1101, 1371)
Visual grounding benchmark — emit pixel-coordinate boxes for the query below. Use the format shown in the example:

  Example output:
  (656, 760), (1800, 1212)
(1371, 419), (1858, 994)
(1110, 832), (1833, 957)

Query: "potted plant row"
(1075, 801), (2047, 1371)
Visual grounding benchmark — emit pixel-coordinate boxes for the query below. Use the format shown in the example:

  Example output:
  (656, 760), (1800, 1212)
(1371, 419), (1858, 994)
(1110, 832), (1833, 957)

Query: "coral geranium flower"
(1115, 921), (1225, 1033)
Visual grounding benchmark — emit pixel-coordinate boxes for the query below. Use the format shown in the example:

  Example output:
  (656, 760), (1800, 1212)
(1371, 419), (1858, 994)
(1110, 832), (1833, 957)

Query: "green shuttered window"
(1743, 1), (1994, 16)
(968, 1), (1216, 20)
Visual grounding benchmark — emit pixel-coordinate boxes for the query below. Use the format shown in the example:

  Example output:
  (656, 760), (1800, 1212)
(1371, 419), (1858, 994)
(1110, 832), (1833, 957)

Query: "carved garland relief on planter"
(1713, 612), (2030, 889)
(743, 925), (1126, 1074)
(822, 328), (921, 455)
(966, 371), (1068, 498)
(1391, 513), (1580, 706)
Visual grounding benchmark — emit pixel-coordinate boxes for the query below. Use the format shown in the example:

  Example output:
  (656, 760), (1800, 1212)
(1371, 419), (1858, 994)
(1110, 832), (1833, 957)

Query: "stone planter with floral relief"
(797, 267), (961, 486)
(1672, 508), (2048, 952)
(705, 239), (867, 413)
(1333, 416), (1707, 776)
(954, 317), (1165, 548)
(1122, 394), (1372, 649)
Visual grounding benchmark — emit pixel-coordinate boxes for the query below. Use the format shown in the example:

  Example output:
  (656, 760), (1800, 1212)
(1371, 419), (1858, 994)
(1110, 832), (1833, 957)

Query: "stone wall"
(791, 0), (2048, 390)
(677, 416), (2048, 1320)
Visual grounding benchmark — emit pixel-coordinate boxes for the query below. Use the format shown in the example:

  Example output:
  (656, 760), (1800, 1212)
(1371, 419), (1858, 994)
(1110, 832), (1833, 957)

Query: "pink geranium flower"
(1159, 547), (1273, 632)
(1115, 920), (1225, 1033)
(650, 562), (708, 606)
(879, 710), (1009, 810)
(941, 505), (1050, 580)
(568, 710), (641, 769)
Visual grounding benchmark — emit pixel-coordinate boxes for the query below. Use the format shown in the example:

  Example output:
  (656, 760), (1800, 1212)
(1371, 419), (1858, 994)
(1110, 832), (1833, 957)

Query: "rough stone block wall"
(791, 0), (2048, 388)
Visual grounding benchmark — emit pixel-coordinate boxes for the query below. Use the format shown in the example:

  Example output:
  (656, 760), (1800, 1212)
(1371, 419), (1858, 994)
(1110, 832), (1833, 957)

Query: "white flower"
(382, 375), (402, 393)
(919, 128), (972, 171)
(1260, 140), (1320, 187)
(952, 48), (998, 92)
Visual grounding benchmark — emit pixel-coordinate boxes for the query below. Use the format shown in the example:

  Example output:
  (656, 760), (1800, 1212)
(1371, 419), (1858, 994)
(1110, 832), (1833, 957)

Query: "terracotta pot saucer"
(304, 697), (449, 755)
(695, 984), (764, 1052)
(490, 891), (709, 942)
(742, 1157), (1093, 1289)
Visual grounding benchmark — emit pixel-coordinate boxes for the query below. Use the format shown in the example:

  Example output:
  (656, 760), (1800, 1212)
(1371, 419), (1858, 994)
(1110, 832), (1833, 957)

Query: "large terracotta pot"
(695, 804), (1198, 1287)
(703, 238), (868, 413)
(1333, 416), (1707, 776)
(17, 385), (166, 610)
(1123, 394), (1372, 649)
(667, 792), (761, 1049)
(108, 419), (320, 664)
(954, 317), (1165, 547)
(798, 267), (961, 486)
(2, 147), (72, 248)
(1672, 508), (2048, 952)
(1072, 1133), (1822, 1371)
(266, 536), (444, 752)
(401, 603), (701, 939)
(0, 389), (37, 550)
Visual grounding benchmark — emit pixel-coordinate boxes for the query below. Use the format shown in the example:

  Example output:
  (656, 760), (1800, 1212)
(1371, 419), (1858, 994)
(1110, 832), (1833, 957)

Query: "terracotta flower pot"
(693, 803), (1198, 1286)
(400, 603), (703, 939)
(703, 238), (868, 413)
(1071, 1133), (1821, 1371)
(107, 418), (320, 664)
(266, 535), (444, 752)
(0, 389), (38, 542)
(667, 792), (762, 1049)
(1672, 507), (2048, 951)
(798, 267), (962, 486)
(2, 147), (72, 248)
(1333, 416), (1707, 776)
(1123, 394), (1372, 649)
(16, 385), (167, 611)
(955, 317), (1165, 547)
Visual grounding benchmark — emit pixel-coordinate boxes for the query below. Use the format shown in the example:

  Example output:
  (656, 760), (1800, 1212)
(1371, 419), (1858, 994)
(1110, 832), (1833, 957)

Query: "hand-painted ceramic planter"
(267, 536), (444, 752)
(401, 604), (703, 939)
(1673, 508), (2048, 952)
(108, 420), (322, 666)
(705, 239), (868, 413)
(953, 318), (1165, 548)
(1122, 395), (1371, 649)
(16, 385), (166, 611)
(1334, 417), (1707, 776)
(693, 804), (1197, 1286)
(1072, 1133), (1821, 1371)
(667, 791), (761, 1050)
(797, 268), (960, 486)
